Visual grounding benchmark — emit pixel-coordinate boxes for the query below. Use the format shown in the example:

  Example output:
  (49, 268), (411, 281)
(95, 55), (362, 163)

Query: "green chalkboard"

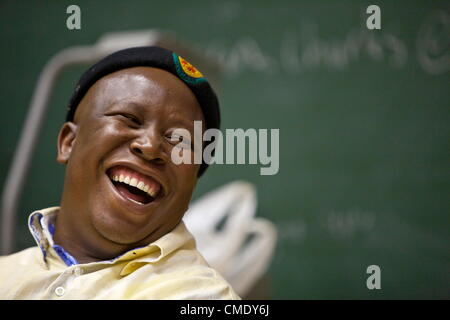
(0, 0), (448, 299)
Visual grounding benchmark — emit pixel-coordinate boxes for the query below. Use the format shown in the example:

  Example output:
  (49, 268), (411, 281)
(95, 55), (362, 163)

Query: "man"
(0, 46), (240, 299)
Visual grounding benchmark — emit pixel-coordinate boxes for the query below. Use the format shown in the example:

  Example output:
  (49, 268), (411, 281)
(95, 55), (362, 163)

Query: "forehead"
(75, 66), (204, 122)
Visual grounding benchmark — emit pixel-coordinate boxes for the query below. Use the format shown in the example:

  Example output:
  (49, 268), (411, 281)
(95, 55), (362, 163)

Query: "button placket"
(52, 268), (77, 298)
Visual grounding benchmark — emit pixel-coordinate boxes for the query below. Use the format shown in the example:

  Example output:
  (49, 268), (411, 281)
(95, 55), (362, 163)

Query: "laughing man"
(0, 46), (240, 300)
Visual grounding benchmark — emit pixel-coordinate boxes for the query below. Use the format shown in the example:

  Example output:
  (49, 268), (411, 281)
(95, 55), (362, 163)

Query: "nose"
(130, 128), (168, 165)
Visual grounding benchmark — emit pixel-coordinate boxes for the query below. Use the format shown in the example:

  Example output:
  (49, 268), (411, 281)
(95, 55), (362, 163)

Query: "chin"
(89, 204), (155, 246)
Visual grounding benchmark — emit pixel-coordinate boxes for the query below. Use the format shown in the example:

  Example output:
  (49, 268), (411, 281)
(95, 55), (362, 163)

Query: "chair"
(183, 180), (277, 297)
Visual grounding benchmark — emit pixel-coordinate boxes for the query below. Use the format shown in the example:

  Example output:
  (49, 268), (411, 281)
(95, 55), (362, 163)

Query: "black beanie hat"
(66, 46), (220, 177)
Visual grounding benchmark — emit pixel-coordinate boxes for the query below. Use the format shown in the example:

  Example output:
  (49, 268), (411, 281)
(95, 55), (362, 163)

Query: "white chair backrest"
(183, 180), (277, 296)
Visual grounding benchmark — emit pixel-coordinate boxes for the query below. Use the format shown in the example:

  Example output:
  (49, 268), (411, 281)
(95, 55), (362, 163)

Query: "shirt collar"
(28, 207), (78, 266)
(28, 207), (195, 274)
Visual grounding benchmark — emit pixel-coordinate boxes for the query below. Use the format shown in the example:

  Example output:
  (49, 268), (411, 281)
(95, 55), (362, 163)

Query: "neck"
(53, 206), (129, 264)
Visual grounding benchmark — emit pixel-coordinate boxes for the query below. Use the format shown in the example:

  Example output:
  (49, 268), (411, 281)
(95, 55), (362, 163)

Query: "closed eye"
(106, 112), (142, 127)
(120, 113), (141, 125)
(167, 131), (193, 150)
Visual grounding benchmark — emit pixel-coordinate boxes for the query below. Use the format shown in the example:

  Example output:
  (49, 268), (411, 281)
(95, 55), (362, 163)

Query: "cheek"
(66, 121), (132, 188)
(170, 163), (199, 198)
(76, 121), (130, 161)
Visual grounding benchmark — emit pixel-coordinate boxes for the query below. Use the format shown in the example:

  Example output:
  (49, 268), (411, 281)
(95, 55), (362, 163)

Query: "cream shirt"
(0, 207), (240, 300)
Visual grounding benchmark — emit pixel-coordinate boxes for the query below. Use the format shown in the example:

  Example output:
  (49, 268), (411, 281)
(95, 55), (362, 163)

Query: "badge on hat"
(173, 53), (206, 84)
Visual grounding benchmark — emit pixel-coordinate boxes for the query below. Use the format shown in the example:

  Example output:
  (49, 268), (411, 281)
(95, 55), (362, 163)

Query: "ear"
(57, 122), (78, 164)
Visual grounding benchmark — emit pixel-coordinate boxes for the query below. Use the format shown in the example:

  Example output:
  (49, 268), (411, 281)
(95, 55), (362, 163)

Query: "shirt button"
(55, 286), (65, 297)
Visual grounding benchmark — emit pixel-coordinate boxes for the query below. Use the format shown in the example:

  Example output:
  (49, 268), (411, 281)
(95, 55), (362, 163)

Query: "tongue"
(116, 183), (148, 204)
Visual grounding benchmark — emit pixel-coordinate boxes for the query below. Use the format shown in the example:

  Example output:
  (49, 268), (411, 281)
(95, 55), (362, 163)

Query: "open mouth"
(107, 165), (162, 206)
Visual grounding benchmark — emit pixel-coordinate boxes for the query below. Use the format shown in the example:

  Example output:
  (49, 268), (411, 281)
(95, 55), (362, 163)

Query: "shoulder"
(185, 265), (241, 300)
(174, 255), (241, 299)
(131, 246), (241, 300)
(0, 246), (41, 265)
(0, 247), (44, 279)
(123, 222), (241, 299)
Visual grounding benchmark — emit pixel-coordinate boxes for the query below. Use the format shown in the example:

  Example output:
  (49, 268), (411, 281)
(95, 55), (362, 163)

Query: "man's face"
(57, 67), (204, 255)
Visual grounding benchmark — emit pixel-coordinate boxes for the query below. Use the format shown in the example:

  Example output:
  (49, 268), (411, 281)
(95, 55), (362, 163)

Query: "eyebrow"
(167, 115), (196, 132)
(107, 101), (144, 111)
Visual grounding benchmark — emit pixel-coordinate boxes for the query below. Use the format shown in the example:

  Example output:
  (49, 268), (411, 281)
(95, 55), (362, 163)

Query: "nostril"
(131, 146), (165, 164)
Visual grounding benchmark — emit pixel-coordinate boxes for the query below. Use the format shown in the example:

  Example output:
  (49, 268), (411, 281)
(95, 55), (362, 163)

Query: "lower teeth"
(112, 180), (153, 205)
(127, 198), (145, 205)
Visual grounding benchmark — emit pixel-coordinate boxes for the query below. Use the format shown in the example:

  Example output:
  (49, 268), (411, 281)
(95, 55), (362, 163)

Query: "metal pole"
(1, 46), (101, 254)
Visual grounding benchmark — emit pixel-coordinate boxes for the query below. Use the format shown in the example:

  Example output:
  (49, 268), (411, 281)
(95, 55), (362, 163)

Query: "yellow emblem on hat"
(178, 56), (204, 78)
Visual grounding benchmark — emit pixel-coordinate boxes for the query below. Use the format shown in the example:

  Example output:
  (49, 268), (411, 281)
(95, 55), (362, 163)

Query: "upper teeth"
(111, 174), (157, 197)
